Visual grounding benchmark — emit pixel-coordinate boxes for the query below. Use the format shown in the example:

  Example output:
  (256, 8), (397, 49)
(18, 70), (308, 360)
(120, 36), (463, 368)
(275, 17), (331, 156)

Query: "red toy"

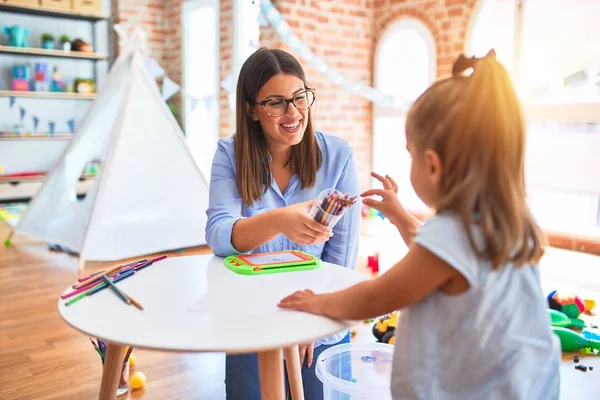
(367, 252), (380, 274)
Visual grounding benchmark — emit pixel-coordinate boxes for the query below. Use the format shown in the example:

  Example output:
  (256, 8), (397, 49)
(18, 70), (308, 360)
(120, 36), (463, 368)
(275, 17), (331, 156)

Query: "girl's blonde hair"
(407, 50), (546, 268)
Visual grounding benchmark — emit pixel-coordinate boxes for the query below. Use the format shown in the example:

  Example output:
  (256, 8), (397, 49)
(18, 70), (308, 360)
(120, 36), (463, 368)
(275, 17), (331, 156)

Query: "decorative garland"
(259, 0), (410, 110)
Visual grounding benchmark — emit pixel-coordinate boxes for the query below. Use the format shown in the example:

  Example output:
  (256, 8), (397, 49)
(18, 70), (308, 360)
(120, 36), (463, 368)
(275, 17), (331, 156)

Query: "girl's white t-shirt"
(391, 213), (561, 400)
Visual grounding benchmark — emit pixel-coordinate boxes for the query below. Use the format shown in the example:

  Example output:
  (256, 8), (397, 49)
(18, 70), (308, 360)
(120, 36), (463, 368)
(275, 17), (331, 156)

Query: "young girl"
(205, 48), (360, 399)
(278, 51), (561, 399)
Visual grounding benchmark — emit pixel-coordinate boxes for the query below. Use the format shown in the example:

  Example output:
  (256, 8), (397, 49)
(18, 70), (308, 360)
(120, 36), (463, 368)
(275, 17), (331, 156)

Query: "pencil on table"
(125, 292), (144, 310)
(101, 275), (131, 305)
(74, 263), (123, 289)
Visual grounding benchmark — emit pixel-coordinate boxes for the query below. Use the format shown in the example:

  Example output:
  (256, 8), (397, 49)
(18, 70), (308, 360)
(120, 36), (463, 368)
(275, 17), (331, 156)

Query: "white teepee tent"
(13, 28), (210, 266)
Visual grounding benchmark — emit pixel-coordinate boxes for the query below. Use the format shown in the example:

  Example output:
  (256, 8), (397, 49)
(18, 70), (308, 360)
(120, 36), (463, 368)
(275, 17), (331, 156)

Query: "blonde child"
(278, 51), (561, 399)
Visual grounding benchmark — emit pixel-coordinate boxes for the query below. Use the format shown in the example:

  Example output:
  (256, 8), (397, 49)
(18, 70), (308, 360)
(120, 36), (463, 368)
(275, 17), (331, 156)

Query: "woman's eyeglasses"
(256, 88), (316, 117)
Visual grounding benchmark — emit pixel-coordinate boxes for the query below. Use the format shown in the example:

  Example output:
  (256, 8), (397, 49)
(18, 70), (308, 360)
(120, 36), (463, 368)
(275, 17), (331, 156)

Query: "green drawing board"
(224, 250), (322, 275)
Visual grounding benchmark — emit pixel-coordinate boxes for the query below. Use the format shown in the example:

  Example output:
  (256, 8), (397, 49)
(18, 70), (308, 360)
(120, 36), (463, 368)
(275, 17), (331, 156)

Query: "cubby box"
(71, 0), (100, 13)
(40, 0), (70, 9)
(4, 0), (40, 6)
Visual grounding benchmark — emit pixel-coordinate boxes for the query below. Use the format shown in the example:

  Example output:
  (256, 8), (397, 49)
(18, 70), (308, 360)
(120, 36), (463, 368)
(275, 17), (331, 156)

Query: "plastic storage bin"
(316, 342), (394, 400)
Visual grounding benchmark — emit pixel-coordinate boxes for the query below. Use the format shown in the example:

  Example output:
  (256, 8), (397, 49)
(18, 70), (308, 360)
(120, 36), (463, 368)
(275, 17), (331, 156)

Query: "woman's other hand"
(279, 201), (333, 245)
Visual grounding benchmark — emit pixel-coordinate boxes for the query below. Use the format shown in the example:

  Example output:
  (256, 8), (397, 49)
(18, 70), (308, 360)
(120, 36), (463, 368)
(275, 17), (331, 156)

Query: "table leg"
(257, 348), (285, 400)
(98, 341), (127, 400)
(284, 345), (305, 400)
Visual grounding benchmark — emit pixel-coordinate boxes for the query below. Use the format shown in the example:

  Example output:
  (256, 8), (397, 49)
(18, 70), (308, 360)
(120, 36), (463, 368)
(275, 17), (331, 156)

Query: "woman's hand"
(361, 172), (407, 226)
(279, 201), (333, 245)
(298, 342), (315, 368)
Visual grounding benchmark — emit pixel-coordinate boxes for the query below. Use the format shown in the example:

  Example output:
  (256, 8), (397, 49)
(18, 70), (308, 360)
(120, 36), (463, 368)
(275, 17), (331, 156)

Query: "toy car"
(372, 312), (397, 344)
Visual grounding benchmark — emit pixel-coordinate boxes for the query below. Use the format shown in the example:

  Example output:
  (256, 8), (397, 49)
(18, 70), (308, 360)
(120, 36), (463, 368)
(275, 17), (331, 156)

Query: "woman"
(205, 47), (361, 399)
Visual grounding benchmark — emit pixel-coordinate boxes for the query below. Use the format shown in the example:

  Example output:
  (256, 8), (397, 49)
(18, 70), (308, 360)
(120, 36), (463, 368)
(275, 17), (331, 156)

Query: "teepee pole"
(78, 257), (86, 271)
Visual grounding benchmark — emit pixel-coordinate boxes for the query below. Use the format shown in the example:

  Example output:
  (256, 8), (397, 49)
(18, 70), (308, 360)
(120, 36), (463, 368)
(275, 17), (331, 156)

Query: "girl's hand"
(361, 172), (407, 226)
(298, 342), (315, 368)
(278, 289), (324, 315)
(279, 201), (333, 245)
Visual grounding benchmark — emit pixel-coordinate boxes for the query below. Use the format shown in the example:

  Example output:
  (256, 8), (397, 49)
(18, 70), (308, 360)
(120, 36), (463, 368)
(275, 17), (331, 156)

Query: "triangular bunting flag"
(48, 121), (55, 135)
(162, 76), (180, 100)
(32, 116), (39, 132)
(67, 119), (76, 133)
(19, 107), (26, 121)
(257, 11), (269, 27)
(190, 97), (200, 112)
(9, 96), (16, 109)
(203, 95), (214, 109)
(220, 74), (235, 94)
(145, 58), (165, 79)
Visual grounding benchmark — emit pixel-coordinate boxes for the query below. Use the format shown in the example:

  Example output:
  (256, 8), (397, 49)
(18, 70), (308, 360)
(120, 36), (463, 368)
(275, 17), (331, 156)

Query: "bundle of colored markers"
(310, 190), (357, 227)
(89, 338), (133, 387)
(61, 255), (167, 308)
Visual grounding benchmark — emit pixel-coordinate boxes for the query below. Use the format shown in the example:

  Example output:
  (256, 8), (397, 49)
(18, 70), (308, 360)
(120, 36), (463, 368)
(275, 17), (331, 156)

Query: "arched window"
(373, 18), (436, 214)
(467, 0), (600, 238)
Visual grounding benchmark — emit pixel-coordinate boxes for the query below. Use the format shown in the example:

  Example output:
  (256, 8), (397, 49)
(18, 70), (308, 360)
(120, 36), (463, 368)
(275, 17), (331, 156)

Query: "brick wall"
(374, 0), (476, 78)
(110, 0), (233, 131)
(260, 0), (375, 189)
(111, 0), (476, 188)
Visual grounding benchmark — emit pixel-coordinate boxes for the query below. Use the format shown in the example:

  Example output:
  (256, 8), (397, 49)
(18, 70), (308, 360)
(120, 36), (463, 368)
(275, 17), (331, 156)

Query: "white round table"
(58, 255), (366, 399)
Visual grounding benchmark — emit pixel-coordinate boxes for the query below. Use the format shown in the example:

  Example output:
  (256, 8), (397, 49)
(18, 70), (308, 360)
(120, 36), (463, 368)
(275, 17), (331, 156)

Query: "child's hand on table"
(278, 289), (324, 315)
(361, 172), (408, 226)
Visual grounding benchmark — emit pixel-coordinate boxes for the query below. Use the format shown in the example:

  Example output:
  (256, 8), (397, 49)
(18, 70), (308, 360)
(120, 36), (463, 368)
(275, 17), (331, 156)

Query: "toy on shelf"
(547, 290), (596, 319)
(75, 78), (95, 94)
(51, 66), (64, 92)
(12, 65), (30, 92)
(60, 35), (71, 51)
(3, 26), (29, 47)
(41, 33), (55, 50)
(552, 326), (600, 352)
(34, 63), (49, 92)
(372, 312), (397, 344)
(72, 38), (93, 53)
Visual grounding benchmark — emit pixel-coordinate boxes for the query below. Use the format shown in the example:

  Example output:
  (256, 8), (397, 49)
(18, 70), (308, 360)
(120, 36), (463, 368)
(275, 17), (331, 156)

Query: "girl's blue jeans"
(225, 331), (351, 400)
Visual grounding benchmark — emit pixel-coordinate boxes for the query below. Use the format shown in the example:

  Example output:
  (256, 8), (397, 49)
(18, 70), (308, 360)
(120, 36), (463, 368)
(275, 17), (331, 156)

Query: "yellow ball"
(130, 371), (146, 389)
(128, 354), (136, 367)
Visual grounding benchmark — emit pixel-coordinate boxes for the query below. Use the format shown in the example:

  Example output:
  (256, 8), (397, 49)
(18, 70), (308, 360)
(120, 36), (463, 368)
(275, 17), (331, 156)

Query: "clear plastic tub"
(308, 188), (354, 229)
(316, 342), (394, 400)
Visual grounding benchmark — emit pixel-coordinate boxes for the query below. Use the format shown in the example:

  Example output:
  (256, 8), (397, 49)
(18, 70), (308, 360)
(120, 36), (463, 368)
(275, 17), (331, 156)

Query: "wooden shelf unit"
(0, 45), (108, 61)
(0, 90), (96, 100)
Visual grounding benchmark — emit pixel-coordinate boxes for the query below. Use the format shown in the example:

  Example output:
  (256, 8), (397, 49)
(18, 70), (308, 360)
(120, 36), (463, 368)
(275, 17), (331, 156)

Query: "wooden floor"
(1, 223), (599, 400)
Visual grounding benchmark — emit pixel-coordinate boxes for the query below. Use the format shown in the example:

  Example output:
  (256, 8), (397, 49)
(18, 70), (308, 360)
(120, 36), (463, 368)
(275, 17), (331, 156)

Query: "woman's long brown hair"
(407, 50), (546, 268)
(235, 48), (321, 207)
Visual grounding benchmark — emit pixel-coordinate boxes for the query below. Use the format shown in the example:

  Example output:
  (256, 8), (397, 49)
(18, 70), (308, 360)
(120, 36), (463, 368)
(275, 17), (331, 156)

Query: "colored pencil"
(126, 293), (144, 310)
(77, 259), (146, 282)
(74, 263), (123, 289)
(101, 275), (130, 305)
(62, 267), (134, 300)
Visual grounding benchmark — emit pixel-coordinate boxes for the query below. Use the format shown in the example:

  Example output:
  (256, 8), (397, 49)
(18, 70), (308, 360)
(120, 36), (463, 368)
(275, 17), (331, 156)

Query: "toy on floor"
(548, 309), (585, 328)
(130, 371), (146, 389)
(367, 252), (380, 274)
(372, 312), (397, 344)
(547, 290), (595, 318)
(552, 327), (600, 352)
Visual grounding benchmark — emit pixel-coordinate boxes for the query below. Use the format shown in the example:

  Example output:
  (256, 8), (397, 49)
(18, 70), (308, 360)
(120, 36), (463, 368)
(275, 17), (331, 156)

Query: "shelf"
(0, 133), (72, 140)
(0, 90), (96, 100)
(0, 174), (95, 184)
(0, 45), (108, 60)
(0, 3), (108, 22)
